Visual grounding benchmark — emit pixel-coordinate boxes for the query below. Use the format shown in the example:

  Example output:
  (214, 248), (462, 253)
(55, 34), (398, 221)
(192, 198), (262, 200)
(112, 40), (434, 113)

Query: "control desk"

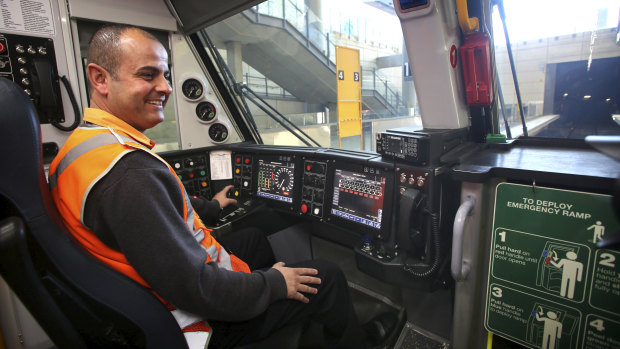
(160, 143), (455, 290)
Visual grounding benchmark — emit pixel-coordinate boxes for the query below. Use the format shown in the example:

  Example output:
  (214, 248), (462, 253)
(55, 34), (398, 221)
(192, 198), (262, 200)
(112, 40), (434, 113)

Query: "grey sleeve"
(84, 151), (287, 322)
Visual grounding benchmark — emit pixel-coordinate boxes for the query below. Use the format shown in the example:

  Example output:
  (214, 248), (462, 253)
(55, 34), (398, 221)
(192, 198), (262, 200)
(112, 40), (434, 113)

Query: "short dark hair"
(87, 24), (159, 79)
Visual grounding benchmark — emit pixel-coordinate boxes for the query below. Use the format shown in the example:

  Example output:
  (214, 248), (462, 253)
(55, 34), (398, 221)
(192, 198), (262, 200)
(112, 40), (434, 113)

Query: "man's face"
(106, 31), (171, 132)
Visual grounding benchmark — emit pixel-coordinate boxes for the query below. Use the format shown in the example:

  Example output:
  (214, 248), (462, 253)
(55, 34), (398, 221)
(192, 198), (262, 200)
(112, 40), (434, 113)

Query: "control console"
(300, 160), (328, 218)
(167, 154), (211, 199)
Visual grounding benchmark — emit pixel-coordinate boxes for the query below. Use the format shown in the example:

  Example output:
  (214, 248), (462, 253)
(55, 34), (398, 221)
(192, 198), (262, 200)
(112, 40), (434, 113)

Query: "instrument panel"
(160, 145), (397, 238)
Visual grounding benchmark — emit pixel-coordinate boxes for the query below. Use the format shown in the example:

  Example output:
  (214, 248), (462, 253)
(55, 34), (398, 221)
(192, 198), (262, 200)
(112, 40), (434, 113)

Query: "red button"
(244, 158), (250, 164)
(306, 164), (311, 171)
(0, 42), (5, 54)
(189, 173), (195, 179)
(236, 157), (241, 163)
(301, 204), (308, 214)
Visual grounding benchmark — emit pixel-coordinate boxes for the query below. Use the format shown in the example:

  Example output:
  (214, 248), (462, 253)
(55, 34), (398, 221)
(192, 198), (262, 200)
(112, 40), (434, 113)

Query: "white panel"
(170, 33), (242, 148)
(393, 0), (470, 130)
(68, 0), (177, 31)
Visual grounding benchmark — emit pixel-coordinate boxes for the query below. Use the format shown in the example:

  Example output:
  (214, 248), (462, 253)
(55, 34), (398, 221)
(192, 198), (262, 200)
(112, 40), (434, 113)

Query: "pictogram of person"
(550, 251), (583, 299)
(587, 221), (605, 243)
(535, 308), (563, 349)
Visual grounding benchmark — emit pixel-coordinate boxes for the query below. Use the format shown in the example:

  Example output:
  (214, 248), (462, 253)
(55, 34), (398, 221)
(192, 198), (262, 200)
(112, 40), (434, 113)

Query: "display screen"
(331, 169), (385, 229)
(257, 159), (295, 203)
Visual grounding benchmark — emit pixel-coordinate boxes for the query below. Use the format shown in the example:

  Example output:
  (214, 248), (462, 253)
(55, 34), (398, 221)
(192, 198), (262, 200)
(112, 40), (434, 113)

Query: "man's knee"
(293, 259), (348, 290)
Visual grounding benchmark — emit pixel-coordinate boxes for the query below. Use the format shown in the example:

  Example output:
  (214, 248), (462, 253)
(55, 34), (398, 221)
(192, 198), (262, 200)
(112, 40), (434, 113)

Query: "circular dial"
(181, 78), (204, 100)
(195, 101), (217, 122)
(208, 123), (229, 143)
(275, 167), (294, 192)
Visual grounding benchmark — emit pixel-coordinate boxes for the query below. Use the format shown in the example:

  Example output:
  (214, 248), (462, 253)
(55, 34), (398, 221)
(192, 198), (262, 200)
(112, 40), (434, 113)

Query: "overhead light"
(583, 95), (592, 100)
(606, 98), (611, 102)
(563, 93), (568, 97)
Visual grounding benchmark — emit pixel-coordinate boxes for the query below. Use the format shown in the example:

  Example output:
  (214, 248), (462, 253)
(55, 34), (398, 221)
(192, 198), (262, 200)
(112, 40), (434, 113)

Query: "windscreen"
(203, 0), (419, 151)
(493, 0), (620, 139)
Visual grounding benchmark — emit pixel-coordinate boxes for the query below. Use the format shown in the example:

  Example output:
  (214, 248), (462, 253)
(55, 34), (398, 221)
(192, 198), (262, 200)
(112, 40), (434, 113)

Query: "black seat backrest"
(0, 78), (188, 348)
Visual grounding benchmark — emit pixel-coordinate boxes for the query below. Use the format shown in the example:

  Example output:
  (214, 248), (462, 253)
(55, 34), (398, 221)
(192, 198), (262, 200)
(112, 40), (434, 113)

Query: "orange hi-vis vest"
(48, 108), (249, 348)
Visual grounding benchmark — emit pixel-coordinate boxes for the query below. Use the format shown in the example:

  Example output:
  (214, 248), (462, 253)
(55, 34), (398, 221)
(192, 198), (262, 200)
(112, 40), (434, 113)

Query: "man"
(48, 25), (366, 348)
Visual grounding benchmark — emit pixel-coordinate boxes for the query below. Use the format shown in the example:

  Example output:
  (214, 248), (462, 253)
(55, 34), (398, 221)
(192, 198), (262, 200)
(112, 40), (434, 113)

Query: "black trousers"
(210, 228), (365, 349)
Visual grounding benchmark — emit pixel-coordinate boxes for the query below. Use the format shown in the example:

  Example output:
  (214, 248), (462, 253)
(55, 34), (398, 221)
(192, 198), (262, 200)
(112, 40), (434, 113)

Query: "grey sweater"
(83, 150), (287, 322)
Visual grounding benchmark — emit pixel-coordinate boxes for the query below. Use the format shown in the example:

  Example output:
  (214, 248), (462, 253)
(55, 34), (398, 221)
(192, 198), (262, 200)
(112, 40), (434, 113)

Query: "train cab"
(1, 0), (619, 348)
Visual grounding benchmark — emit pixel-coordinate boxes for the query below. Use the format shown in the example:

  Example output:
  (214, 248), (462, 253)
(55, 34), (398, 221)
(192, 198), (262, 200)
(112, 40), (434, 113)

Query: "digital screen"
(331, 169), (385, 229)
(257, 159), (295, 203)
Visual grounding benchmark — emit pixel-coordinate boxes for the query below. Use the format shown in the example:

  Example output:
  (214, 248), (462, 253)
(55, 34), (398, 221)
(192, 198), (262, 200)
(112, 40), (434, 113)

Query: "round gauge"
(195, 101), (217, 123)
(181, 78), (204, 100)
(275, 167), (294, 192)
(208, 123), (229, 143)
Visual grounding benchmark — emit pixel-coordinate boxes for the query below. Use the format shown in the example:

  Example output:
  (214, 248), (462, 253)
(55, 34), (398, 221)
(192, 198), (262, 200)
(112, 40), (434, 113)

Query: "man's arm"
(190, 185), (238, 225)
(189, 195), (222, 226)
(84, 151), (287, 322)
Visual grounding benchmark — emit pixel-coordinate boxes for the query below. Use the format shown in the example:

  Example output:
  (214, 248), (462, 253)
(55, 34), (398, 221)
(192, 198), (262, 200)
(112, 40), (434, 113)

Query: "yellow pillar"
(336, 46), (362, 149)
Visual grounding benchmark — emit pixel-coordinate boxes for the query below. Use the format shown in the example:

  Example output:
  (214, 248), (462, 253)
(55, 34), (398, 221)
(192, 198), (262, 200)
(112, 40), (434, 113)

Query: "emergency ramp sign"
(486, 183), (620, 349)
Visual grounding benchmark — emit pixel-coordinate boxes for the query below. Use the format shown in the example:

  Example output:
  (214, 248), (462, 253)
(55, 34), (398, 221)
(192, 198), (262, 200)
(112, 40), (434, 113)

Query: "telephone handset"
(397, 187), (442, 278)
(32, 57), (60, 120)
(396, 188), (425, 255)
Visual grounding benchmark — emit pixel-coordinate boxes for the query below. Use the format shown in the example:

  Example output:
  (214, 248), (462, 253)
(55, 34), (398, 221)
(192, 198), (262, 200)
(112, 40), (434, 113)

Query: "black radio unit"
(376, 127), (468, 165)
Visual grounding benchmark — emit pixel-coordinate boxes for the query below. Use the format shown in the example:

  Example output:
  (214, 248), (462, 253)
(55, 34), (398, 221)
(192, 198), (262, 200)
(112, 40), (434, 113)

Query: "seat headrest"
(0, 78), (49, 221)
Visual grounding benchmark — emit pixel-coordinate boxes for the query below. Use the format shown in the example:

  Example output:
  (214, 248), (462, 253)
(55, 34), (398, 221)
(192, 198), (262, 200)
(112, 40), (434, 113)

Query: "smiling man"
(48, 25), (367, 349)
(86, 26), (170, 131)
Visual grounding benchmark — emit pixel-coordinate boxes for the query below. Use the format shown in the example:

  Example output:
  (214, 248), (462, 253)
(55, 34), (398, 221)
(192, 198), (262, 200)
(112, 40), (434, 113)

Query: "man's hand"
(213, 185), (237, 209)
(272, 262), (321, 303)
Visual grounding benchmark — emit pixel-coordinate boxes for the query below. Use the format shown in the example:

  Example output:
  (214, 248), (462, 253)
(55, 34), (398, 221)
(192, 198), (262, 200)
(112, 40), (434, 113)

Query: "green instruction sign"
(485, 183), (620, 349)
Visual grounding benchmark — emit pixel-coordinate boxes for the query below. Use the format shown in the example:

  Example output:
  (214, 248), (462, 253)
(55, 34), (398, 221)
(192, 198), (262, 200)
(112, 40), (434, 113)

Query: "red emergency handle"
(460, 32), (494, 106)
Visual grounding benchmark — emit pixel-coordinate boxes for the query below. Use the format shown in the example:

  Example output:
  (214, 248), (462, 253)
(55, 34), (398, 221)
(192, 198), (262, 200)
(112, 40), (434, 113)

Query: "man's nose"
(156, 76), (172, 95)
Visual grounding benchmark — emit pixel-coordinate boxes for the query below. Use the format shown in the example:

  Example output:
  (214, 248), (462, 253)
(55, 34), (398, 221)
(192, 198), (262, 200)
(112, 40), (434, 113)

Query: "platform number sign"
(338, 70), (344, 80)
(354, 72), (359, 81)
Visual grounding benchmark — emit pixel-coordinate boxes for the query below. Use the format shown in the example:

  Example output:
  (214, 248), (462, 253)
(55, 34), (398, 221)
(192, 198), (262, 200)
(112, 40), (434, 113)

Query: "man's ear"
(86, 63), (110, 97)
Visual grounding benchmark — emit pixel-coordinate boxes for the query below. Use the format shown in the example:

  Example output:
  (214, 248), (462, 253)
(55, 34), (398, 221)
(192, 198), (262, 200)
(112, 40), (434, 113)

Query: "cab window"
(493, 0), (620, 138)
(203, 0), (419, 150)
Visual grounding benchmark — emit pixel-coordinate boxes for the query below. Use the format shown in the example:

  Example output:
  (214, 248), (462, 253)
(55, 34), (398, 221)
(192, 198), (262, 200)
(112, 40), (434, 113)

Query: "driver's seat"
(0, 78), (189, 348)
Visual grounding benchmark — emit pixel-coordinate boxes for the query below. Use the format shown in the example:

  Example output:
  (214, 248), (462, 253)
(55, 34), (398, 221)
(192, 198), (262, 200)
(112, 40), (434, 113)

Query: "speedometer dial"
(196, 101), (217, 123)
(181, 78), (204, 100)
(275, 167), (294, 192)
(208, 123), (229, 143)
